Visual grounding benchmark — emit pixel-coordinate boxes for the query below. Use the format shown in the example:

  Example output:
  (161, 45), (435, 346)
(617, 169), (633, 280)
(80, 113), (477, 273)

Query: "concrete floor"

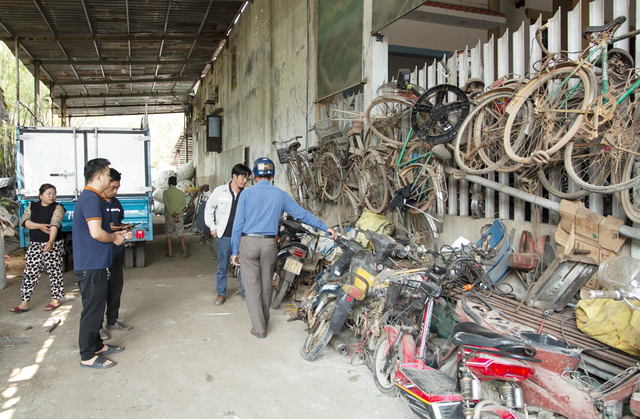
(0, 217), (412, 419)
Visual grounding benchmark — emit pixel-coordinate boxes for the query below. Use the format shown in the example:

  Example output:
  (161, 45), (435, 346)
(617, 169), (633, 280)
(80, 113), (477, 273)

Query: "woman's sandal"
(80, 355), (115, 369)
(10, 307), (28, 313)
(44, 303), (60, 311)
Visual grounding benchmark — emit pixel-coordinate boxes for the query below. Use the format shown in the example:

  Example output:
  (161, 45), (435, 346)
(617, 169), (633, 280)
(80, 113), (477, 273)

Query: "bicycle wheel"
(620, 144), (640, 223)
(503, 65), (595, 165)
(299, 157), (323, 213)
(396, 163), (445, 215)
(365, 96), (414, 146)
(286, 163), (303, 204)
(317, 152), (343, 201)
(411, 84), (470, 144)
(337, 188), (360, 232)
(454, 90), (522, 175)
(537, 155), (587, 200)
(361, 152), (389, 213)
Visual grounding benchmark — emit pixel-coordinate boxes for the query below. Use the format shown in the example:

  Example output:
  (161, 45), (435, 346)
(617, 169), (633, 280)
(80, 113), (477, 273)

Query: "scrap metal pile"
(275, 213), (640, 419)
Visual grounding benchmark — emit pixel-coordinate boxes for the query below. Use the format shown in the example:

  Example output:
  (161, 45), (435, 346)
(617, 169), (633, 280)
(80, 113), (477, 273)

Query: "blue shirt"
(106, 197), (125, 259)
(72, 186), (114, 270)
(231, 180), (329, 255)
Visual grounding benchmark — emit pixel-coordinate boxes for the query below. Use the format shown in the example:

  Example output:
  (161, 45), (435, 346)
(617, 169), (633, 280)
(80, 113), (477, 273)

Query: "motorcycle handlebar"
(588, 290), (623, 300)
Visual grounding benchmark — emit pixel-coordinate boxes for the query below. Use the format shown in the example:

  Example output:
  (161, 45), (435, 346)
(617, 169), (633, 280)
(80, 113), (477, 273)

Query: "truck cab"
(16, 127), (153, 269)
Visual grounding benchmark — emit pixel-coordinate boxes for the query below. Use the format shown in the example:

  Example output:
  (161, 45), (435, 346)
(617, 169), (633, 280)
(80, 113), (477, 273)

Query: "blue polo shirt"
(72, 186), (113, 270)
(231, 180), (329, 255)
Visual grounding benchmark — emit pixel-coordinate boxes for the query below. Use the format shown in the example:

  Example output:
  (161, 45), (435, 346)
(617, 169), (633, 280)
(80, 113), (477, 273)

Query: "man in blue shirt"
(231, 158), (337, 339)
(100, 168), (133, 341)
(73, 158), (130, 369)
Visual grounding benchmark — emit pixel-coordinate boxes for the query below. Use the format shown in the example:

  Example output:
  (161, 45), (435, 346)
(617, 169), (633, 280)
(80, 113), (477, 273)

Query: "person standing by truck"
(99, 168), (132, 341)
(204, 163), (251, 305)
(231, 158), (337, 339)
(10, 184), (66, 313)
(74, 158), (129, 369)
(163, 176), (188, 258)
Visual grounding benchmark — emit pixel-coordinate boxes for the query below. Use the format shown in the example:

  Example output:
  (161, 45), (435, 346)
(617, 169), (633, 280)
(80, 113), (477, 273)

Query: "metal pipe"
(445, 168), (640, 242)
(15, 38), (19, 125)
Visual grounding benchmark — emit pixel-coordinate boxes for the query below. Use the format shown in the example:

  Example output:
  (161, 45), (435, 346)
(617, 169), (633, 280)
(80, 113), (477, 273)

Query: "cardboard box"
(582, 275), (601, 291)
(555, 227), (569, 247)
(575, 207), (603, 241)
(599, 215), (626, 252)
(559, 200), (585, 232)
(574, 237), (600, 262)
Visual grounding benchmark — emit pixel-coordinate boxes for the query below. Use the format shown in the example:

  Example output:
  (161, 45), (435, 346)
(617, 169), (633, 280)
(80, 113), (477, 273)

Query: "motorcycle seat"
(452, 322), (537, 358)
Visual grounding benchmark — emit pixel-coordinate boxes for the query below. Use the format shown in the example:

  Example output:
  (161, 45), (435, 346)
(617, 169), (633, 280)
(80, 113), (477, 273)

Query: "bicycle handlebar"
(535, 23), (551, 57)
(588, 290), (623, 300)
(272, 136), (302, 145)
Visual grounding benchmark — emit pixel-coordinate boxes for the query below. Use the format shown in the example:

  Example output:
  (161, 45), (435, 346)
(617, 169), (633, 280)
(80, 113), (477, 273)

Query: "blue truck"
(16, 127), (153, 269)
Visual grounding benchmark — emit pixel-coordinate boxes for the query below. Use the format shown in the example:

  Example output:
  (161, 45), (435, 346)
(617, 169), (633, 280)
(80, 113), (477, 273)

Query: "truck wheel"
(135, 242), (146, 268)
(124, 246), (135, 269)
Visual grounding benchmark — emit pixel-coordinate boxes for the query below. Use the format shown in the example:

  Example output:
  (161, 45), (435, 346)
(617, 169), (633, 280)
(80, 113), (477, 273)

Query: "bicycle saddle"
(582, 16), (626, 40)
(288, 141), (301, 151)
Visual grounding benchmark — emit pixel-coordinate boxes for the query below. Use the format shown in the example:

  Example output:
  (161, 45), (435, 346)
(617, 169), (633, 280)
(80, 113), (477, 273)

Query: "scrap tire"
(135, 242), (146, 268)
(300, 301), (336, 362)
(124, 246), (135, 269)
(373, 328), (403, 396)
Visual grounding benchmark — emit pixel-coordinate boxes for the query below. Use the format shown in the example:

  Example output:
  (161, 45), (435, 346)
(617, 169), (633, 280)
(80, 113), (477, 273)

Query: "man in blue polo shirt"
(231, 158), (337, 339)
(73, 158), (129, 369)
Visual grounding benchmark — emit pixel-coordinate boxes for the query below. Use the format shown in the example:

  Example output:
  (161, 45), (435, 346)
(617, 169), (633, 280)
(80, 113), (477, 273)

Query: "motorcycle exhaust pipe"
(331, 337), (348, 356)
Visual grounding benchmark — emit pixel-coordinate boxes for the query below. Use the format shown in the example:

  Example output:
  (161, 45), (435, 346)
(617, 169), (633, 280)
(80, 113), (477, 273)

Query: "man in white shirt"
(204, 164), (251, 305)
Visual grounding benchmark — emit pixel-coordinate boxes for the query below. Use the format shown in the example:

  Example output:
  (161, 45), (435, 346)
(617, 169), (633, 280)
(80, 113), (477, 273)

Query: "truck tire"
(124, 246), (135, 269)
(135, 242), (146, 268)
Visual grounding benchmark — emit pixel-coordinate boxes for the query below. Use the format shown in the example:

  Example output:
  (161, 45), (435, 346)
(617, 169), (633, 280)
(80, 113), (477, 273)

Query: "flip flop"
(251, 328), (266, 339)
(80, 355), (116, 369)
(96, 344), (124, 355)
(44, 303), (60, 311)
(10, 307), (28, 313)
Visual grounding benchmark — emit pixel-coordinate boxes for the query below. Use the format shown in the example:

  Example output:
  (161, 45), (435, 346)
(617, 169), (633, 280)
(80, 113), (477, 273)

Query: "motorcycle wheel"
(271, 260), (288, 309)
(373, 328), (404, 396)
(300, 301), (336, 362)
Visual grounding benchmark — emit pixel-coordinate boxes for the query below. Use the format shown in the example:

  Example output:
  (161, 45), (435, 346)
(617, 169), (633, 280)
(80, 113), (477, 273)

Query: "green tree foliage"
(0, 42), (58, 177)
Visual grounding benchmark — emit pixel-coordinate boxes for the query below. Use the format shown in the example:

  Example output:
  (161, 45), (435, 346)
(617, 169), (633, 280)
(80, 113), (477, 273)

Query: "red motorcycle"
(455, 291), (640, 419)
(373, 269), (540, 419)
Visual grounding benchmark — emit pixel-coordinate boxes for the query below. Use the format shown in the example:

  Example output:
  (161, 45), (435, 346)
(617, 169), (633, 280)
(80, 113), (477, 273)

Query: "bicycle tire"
(537, 156), (587, 200)
(299, 157), (323, 213)
(317, 152), (343, 201)
(337, 188), (360, 232)
(411, 84), (470, 144)
(362, 152), (389, 213)
(365, 96), (414, 146)
(454, 90), (522, 175)
(503, 65), (595, 165)
(620, 145), (640, 223)
(396, 163), (443, 216)
(286, 163), (303, 204)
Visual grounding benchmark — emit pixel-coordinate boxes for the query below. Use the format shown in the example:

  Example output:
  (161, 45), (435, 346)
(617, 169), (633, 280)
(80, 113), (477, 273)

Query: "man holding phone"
(100, 168), (132, 340)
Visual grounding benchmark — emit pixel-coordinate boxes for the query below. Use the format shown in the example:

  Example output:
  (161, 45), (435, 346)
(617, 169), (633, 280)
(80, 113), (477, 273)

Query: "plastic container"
(598, 256), (640, 292)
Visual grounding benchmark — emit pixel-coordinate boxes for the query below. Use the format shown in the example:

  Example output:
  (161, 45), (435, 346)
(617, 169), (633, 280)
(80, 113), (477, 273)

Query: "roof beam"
(27, 59), (210, 66)
(65, 103), (185, 110)
(57, 92), (191, 100)
(0, 34), (222, 42)
(54, 76), (198, 86)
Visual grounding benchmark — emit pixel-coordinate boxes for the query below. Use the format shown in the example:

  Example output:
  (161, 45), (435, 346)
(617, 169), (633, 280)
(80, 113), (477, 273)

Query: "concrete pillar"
(61, 96), (67, 127)
(34, 60), (40, 126)
(362, 0), (388, 110)
(49, 82), (54, 126)
(0, 226), (6, 290)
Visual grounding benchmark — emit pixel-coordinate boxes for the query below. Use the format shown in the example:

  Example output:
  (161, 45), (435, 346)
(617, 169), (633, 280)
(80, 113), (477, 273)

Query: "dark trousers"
(76, 269), (109, 361)
(106, 256), (124, 325)
(239, 236), (278, 334)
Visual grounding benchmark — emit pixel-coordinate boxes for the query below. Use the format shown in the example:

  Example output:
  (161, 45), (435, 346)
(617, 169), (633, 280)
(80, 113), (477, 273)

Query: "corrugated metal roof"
(0, 0), (245, 117)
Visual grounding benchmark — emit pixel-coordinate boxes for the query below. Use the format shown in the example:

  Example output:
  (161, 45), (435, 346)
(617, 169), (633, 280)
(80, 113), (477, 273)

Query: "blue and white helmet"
(253, 157), (275, 177)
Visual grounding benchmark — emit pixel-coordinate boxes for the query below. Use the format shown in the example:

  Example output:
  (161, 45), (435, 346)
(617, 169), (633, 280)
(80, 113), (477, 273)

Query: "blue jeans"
(216, 236), (244, 297)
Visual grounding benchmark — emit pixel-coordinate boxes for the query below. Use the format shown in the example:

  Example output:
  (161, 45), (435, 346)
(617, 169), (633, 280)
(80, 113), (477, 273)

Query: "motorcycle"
(271, 218), (323, 309)
(452, 286), (640, 419)
(299, 229), (428, 362)
(374, 265), (542, 419)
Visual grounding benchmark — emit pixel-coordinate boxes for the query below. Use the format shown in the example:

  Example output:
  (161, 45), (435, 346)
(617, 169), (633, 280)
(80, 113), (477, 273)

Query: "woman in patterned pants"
(11, 184), (66, 312)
